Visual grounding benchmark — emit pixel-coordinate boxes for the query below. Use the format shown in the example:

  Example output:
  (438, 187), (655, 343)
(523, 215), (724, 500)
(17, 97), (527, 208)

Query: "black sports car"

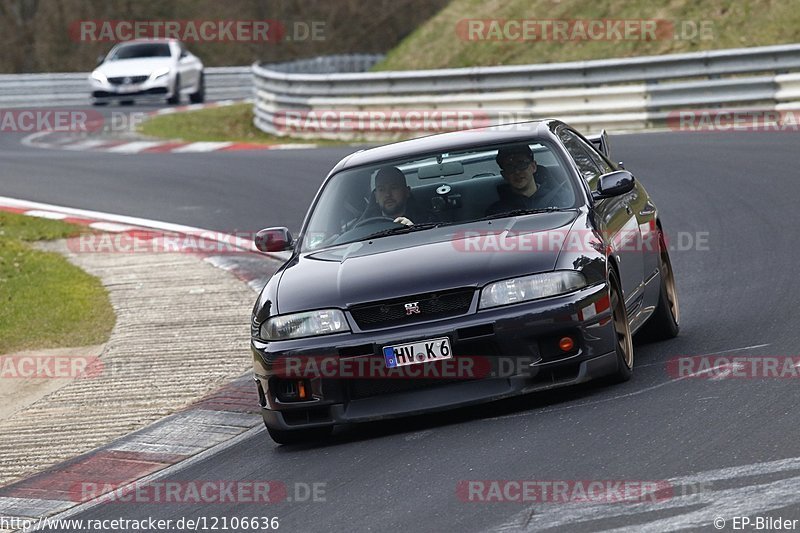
(251, 120), (680, 444)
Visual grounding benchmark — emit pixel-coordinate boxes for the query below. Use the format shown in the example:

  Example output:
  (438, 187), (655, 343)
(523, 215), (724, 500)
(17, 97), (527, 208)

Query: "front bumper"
(89, 76), (171, 102)
(252, 282), (618, 431)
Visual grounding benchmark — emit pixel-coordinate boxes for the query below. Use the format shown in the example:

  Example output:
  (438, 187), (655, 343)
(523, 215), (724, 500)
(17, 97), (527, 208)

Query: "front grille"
(108, 75), (149, 85)
(349, 288), (474, 330)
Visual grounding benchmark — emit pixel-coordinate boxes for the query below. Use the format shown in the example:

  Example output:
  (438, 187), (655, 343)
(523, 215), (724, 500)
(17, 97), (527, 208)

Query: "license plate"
(118, 84), (140, 93)
(383, 337), (452, 368)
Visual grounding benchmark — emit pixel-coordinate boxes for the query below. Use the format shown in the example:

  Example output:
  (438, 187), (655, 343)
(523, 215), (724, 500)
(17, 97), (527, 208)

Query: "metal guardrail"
(0, 66), (252, 107)
(252, 45), (800, 138)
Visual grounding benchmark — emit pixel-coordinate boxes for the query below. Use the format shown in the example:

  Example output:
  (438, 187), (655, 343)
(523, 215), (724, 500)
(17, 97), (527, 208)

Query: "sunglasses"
(501, 159), (534, 172)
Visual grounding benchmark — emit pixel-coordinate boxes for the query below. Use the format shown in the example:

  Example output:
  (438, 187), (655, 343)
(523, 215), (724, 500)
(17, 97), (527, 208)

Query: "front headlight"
(150, 67), (170, 80)
(479, 271), (587, 309)
(260, 309), (349, 341)
(90, 71), (107, 84)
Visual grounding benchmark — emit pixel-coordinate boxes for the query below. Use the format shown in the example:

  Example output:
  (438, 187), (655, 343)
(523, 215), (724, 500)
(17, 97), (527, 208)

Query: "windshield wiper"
(363, 222), (443, 240)
(475, 207), (569, 222)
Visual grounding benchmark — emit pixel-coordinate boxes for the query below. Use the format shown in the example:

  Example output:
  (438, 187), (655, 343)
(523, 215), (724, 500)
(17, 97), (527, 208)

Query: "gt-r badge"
(404, 302), (421, 315)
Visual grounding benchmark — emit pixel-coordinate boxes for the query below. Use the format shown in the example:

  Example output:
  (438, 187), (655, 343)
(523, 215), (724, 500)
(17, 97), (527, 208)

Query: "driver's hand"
(393, 217), (413, 226)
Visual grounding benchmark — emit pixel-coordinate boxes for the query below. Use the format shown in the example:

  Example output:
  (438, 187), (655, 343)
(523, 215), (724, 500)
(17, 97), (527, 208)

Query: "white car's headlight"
(90, 71), (107, 84)
(479, 271), (587, 309)
(260, 309), (349, 340)
(150, 67), (170, 80)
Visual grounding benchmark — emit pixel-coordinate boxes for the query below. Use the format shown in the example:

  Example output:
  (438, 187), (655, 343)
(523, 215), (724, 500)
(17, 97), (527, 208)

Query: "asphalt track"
(2, 104), (799, 531)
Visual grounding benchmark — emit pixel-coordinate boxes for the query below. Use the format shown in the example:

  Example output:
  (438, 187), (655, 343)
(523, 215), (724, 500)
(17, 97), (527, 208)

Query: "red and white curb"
(0, 196), (288, 526)
(0, 195), (290, 291)
(19, 99), (318, 154)
(0, 377), (263, 525)
(22, 135), (318, 154)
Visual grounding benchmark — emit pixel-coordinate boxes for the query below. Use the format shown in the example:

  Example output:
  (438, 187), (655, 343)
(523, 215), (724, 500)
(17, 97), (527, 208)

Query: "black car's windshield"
(109, 43), (172, 60)
(301, 141), (581, 252)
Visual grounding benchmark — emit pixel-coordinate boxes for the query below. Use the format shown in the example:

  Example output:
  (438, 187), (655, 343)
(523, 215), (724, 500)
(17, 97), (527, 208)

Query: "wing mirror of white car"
(96, 54), (106, 66)
(255, 227), (294, 253)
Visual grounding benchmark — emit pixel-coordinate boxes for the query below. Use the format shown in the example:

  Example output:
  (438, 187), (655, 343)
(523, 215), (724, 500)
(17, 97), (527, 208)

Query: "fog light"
(558, 336), (575, 352)
(298, 380), (307, 400)
(275, 378), (312, 402)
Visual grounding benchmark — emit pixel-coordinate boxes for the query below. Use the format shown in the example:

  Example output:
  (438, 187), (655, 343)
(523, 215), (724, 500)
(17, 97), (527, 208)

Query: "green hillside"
(375, 0), (800, 70)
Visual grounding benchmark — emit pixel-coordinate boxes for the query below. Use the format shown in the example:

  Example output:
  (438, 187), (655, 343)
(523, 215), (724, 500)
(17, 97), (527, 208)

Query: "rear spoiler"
(587, 130), (610, 158)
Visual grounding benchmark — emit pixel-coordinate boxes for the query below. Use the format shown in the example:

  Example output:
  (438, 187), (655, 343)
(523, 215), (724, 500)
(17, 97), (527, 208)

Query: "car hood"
(95, 57), (174, 77)
(275, 211), (578, 314)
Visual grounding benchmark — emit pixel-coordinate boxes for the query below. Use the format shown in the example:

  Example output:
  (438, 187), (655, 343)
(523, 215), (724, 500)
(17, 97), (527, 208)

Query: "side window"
(574, 136), (613, 174)
(558, 129), (603, 187)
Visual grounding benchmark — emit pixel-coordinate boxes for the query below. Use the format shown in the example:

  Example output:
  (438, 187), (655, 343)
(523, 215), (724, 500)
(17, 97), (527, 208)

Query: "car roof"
(333, 120), (563, 172)
(115, 39), (179, 46)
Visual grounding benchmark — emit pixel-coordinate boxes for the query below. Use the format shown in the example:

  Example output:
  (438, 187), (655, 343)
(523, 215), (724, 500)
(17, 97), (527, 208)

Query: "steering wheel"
(351, 216), (397, 230)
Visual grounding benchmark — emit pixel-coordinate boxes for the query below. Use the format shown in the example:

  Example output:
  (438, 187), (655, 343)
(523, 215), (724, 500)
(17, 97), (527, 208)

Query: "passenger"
(361, 166), (433, 226)
(485, 144), (558, 216)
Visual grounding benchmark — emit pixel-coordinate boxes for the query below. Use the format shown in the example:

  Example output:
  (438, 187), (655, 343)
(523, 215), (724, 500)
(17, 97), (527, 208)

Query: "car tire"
(189, 73), (205, 104)
(167, 75), (181, 105)
(266, 424), (332, 445)
(91, 100), (108, 106)
(606, 267), (634, 383)
(638, 227), (680, 341)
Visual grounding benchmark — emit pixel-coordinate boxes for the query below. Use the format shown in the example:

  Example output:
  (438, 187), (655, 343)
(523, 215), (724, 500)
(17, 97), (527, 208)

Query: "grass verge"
(139, 103), (346, 145)
(375, 0), (800, 70)
(0, 212), (115, 354)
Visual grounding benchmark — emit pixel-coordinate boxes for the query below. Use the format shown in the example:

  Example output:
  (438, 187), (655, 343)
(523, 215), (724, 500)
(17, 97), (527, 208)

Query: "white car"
(90, 39), (204, 105)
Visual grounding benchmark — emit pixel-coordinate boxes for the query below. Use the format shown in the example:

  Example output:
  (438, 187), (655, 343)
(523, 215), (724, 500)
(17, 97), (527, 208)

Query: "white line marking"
(635, 344), (772, 369)
(270, 143), (319, 150)
(60, 139), (116, 151)
(708, 362), (745, 381)
(171, 142), (233, 153)
(701, 343), (771, 357)
(19, 130), (52, 147)
(105, 141), (164, 154)
(87, 221), (136, 232)
(23, 210), (67, 220)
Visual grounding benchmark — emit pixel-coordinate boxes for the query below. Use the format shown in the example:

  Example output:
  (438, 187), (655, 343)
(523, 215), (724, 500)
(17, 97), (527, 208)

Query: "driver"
(361, 166), (432, 226)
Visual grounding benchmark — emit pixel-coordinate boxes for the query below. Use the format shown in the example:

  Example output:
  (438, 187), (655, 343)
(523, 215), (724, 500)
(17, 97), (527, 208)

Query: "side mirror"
(254, 227), (293, 253)
(592, 170), (635, 200)
(96, 54), (106, 66)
